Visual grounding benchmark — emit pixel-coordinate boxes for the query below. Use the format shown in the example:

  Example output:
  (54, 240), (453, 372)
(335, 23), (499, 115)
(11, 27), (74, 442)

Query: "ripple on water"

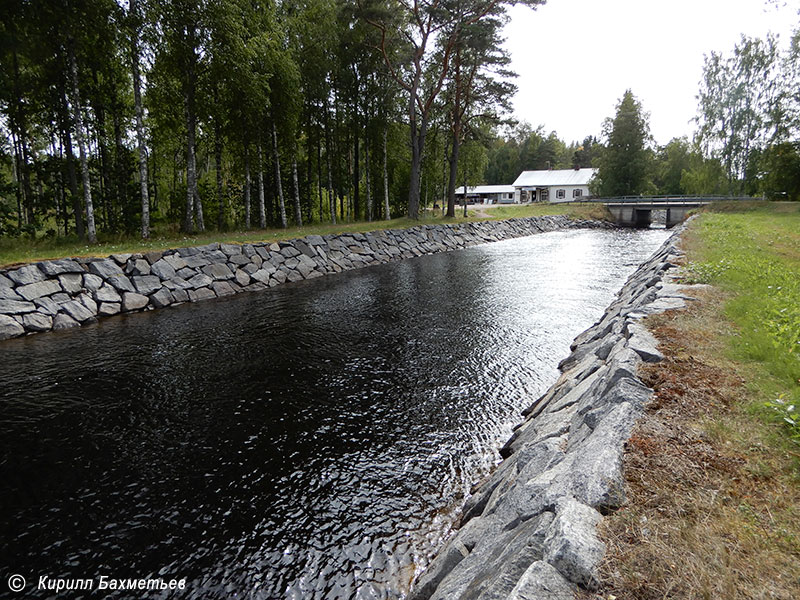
(0, 228), (669, 598)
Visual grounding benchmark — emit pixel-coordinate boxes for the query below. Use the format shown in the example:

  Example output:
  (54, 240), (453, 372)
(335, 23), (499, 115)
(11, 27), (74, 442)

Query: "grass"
(0, 202), (611, 268)
(472, 201), (613, 221)
(684, 202), (800, 436)
(588, 201), (800, 600)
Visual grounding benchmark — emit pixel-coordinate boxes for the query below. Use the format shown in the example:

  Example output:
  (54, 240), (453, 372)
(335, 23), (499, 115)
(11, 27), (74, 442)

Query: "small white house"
(454, 185), (516, 204)
(512, 168), (597, 203)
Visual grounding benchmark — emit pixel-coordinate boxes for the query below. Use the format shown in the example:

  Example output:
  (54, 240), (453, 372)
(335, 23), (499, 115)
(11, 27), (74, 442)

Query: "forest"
(1, 1), (799, 245)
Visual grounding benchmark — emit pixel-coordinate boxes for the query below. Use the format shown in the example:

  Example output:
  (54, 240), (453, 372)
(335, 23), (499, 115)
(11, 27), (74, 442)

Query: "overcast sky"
(503, 0), (798, 146)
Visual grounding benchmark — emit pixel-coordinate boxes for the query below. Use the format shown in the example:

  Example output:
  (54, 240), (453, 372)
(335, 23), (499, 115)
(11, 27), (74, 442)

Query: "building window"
(573, 189), (583, 198)
(556, 189), (566, 199)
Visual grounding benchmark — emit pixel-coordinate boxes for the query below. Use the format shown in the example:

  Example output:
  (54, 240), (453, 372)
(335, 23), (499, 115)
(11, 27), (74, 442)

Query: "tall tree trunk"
(67, 39), (97, 243)
(257, 142), (266, 228)
(10, 36), (35, 227)
(182, 29), (199, 234)
(10, 133), (23, 229)
(194, 190), (205, 232)
(317, 131), (323, 221)
(383, 124), (390, 220)
(243, 140), (251, 229)
(151, 148), (159, 212)
(326, 116), (336, 225)
(61, 104), (83, 238)
(353, 113), (360, 221)
(214, 116), (224, 231)
(365, 133), (372, 221)
(182, 90), (197, 233)
(131, 0), (150, 238)
(447, 123), (461, 218)
(94, 103), (112, 230)
(272, 121), (288, 228)
(305, 114), (313, 224)
(113, 109), (129, 230)
(292, 154), (302, 227)
(408, 124), (424, 220)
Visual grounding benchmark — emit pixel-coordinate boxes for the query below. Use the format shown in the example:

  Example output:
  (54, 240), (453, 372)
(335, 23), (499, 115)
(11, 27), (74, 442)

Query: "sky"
(503, 0), (798, 145)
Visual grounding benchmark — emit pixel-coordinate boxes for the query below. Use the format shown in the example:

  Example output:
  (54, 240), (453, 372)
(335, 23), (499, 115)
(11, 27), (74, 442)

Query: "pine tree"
(596, 90), (651, 197)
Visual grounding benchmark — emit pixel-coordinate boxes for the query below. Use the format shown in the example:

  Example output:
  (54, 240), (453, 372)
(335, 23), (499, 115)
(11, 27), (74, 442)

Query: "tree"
(696, 34), (783, 193)
(572, 135), (598, 169)
(653, 137), (692, 195)
(595, 89), (652, 196)
(444, 6), (516, 217)
(363, 0), (543, 219)
(130, 0), (150, 238)
(755, 142), (800, 200)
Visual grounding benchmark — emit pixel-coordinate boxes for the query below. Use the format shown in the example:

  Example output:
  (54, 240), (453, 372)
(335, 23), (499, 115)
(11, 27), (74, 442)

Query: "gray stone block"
(201, 263), (234, 280)
(94, 284), (122, 303)
(542, 498), (604, 589)
(0, 286), (22, 300)
(110, 253), (132, 265)
(7, 264), (45, 285)
(58, 273), (83, 295)
(61, 299), (95, 322)
(234, 269), (251, 287)
(17, 279), (63, 301)
(53, 313), (80, 330)
(38, 259), (84, 276)
(150, 258), (177, 280)
(122, 292), (148, 311)
(22, 312), (53, 332)
(89, 260), (135, 292)
(188, 287), (216, 302)
(83, 273), (104, 292)
(626, 322), (664, 362)
(211, 281), (236, 297)
(98, 302), (121, 316)
(150, 287), (174, 308)
(162, 253), (188, 271)
(0, 298), (37, 314)
(132, 275), (162, 295)
(188, 273), (214, 289)
(128, 258), (151, 276)
(220, 243), (242, 256)
(0, 314), (25, 339)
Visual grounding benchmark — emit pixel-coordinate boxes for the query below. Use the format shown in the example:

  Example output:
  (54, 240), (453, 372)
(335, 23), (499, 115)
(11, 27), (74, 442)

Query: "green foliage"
(754, 142), (800, 201)
(764, 396), (800, 444)
(595, 90), (652, 196)
(696, 33), (788, 193)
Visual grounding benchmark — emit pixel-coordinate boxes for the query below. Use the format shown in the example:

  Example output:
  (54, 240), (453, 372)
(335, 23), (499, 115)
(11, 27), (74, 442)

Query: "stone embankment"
(409, 225), (696, 600)
(0, 216), (608, 340)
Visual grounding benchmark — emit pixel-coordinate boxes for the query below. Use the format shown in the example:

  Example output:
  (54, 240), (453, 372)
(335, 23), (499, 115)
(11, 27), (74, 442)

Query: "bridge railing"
(586, 195), (757, 204)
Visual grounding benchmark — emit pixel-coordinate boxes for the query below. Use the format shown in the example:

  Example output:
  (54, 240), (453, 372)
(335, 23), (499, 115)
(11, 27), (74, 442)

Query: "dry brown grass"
(582, 288), (800, 600)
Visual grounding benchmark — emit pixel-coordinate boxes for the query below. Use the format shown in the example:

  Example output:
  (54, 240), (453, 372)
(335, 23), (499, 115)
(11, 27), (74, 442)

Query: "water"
(0, 228), (669, 599)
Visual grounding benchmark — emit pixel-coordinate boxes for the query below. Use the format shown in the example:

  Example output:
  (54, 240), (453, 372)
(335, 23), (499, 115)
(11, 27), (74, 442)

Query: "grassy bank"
(0, 202), (609, 268)
(592, 202), (800, 599)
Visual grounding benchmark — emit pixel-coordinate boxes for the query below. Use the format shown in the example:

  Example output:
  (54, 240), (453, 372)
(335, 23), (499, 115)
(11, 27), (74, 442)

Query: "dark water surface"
(0, 228), (668, 599)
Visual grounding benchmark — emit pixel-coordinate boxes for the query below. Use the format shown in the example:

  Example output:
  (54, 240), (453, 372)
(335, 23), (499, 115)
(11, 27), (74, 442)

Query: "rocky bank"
(408, 223), (696, 600)
(0, 216), (608, 341)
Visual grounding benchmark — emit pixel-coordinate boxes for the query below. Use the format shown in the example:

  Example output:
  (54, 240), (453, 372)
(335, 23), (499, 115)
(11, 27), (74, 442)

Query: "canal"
(0, 227), (668, 599)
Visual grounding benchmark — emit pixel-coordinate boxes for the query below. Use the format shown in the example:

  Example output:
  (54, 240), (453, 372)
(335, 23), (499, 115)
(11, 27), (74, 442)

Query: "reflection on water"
(0, 228), (668, 599)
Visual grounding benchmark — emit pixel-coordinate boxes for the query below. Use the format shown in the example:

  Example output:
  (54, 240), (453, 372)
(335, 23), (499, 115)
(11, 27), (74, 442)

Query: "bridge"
(589, 196), (753, 228)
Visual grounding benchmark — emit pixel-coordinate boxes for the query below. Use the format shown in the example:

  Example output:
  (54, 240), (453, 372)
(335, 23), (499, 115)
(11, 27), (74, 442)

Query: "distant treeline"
(1, 2), (797, 243)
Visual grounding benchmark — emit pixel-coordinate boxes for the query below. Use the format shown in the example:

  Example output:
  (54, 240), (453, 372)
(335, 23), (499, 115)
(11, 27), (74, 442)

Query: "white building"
(454, 185), (516, 204)
(512, 168), (597, 203)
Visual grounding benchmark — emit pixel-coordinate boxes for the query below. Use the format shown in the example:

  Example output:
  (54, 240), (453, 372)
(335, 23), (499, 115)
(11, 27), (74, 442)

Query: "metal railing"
(586, 195), (756, 204)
